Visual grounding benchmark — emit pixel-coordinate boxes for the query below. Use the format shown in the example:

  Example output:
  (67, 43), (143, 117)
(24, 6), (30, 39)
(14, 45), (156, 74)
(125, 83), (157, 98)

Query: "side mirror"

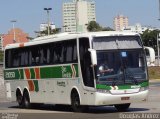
(88, 49), (97, 65)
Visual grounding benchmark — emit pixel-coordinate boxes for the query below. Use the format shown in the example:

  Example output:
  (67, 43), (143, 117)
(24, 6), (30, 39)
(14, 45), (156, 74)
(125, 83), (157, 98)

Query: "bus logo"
(61, 66), (71, 78)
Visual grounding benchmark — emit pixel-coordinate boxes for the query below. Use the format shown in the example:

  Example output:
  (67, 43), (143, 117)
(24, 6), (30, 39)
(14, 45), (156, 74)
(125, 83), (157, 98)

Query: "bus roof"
(5, 31), (139, 50)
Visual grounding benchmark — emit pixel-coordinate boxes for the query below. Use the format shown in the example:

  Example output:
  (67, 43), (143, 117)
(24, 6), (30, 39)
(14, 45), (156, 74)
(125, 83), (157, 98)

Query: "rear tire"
(114, 103), (130, 112)
(16, 91), (23, 107)
(22, 91), (31, 109)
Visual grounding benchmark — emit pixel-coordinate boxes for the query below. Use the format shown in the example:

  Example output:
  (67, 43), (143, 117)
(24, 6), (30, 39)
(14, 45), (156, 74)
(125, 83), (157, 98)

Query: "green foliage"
(0, 50), (4, 62)
(87, 21), (102, 32)
(87, 21), (114, 32)
(102, 27), (114, 31)
(148, 67), (160, 79)
(40, 26), (61, 36)
(141, 29), (160, 54)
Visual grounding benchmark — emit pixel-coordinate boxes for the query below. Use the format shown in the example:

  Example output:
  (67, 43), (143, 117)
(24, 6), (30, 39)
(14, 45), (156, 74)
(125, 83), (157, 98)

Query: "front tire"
(71, 92), (87, 112)
(114, 103), (130, 112)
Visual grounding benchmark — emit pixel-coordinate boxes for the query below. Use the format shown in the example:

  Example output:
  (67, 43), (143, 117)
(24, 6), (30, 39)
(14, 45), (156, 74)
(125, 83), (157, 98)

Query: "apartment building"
(114, 15), (128, 31)
(122, 23), (156, 34)
(63, 0), (96, 32)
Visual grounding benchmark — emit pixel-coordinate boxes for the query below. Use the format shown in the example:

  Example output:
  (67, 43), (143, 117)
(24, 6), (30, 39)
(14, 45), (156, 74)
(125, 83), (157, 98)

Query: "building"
(114, 15), (128, 31)
(40, 23), (56, 32)
(63, 0), (96, 32)
(0, 35), (3, 50)
(2, 28), (29, 48)
(122, 23), (155, 34)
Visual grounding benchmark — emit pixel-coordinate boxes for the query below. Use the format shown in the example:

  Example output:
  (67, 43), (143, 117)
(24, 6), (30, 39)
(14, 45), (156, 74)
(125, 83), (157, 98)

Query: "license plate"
(121, 97), (130, 100)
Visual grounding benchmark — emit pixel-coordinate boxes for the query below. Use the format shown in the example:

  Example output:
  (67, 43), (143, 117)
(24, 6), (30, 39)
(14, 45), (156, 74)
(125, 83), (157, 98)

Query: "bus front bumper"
(94, 90), (148, 105)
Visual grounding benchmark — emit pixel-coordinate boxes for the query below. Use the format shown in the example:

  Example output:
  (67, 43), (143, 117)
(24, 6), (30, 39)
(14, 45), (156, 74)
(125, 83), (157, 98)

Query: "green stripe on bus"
(96, 84), (111, 90)
(40, 66), (62, 78)
(4, 64), (79, 80)
(4, 69), (20, 80)
(96, 81), (149, 90)
(75, 65), (79, 77)
(19, 69), (24, 79)
(140, 81), (149, 87)
(33, 80), (39, 92)
(30, 68), (35, 79)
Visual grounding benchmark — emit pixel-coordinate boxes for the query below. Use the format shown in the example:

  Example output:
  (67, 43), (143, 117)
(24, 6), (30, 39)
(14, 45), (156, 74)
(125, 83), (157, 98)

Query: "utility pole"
(11, 20), (17, 43)
(158, 0), (160, 66)
(157, 34), (160, 66)
(159, 0), (160, 20)
(44, 8), (52, 35)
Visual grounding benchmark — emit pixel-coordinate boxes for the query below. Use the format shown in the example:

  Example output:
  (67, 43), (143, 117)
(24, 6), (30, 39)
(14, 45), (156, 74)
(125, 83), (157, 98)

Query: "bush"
(148, 66), (160, 79)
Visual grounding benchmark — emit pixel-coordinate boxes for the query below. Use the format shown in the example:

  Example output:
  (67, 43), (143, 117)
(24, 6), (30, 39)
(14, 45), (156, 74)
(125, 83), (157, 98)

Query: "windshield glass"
(93, 36), (147, 86)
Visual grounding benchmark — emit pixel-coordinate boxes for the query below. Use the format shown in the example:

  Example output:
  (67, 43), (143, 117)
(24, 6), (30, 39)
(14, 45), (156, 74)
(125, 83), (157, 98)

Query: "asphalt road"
(0, 80), (160, 119)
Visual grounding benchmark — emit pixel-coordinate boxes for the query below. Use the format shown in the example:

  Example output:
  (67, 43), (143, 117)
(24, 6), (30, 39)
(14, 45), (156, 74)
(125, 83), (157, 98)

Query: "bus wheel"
(22, 91), (31, 109)
(114, 103), (130, 112)
(71, 92), (86, 112)
(16, 90), (23, 107)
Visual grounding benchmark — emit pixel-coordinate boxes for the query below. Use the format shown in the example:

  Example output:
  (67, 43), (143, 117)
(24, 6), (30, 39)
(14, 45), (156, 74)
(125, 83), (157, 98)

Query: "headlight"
(97, 89), (111, 94)
(139, 86), (149, 92)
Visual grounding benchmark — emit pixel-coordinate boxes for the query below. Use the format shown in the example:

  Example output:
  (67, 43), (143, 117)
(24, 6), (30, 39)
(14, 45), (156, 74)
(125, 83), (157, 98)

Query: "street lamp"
(157, 0), (160, 65)
(44, 8), (52, 35)
(159, 0), (160, 20)
(11, 20), (17, 43)
(157, 33), (160, 66)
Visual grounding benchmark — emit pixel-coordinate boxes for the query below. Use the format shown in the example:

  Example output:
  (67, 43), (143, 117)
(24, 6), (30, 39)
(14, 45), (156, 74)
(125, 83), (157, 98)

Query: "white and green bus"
(4, 31), (149, 112)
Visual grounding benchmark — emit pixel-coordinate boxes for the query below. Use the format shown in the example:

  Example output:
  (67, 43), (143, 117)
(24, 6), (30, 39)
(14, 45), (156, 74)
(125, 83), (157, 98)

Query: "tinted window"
(5, 39), (78, 68)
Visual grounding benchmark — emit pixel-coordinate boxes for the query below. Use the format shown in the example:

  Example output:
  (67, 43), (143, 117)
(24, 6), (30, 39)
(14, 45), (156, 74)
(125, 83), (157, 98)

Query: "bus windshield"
(93, 36), (147, 86)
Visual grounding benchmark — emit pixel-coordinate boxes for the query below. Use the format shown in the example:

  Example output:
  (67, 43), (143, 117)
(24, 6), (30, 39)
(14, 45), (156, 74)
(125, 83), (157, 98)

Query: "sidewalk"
(149, 79), (160, 83)
(0, 73), (6, 102)
(0, 83), (6, 102)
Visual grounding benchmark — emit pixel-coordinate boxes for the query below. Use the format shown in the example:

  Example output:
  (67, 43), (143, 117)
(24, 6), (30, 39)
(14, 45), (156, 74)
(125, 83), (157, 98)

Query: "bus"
(144, 46), (155, 66)
(4, 31), (149, 112)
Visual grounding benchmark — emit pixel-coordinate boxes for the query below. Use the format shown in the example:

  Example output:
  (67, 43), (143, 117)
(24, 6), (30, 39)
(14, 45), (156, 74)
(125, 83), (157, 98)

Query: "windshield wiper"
(126, 71), (138, 85)
(112, 78), (116, 86)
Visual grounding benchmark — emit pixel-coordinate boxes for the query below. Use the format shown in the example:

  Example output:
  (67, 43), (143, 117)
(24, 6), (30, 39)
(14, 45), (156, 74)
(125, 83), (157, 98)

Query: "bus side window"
(46, 48), (50, 64)
(31, 46), (40, 66)
(12, 49), (20, 67)
(54, 42), (61, 63)
(24, 50), (29, 66)
(5, 50), (12, 68)
(29, 50), (32, 66)
(40, 47), (45, 65)
(20, 51), (25, 66)
(73, 42), (77, 62)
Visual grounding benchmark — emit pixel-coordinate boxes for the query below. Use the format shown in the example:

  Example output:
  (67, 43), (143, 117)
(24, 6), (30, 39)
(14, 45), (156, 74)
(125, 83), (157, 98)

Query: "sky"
(0, 0), (159, 37)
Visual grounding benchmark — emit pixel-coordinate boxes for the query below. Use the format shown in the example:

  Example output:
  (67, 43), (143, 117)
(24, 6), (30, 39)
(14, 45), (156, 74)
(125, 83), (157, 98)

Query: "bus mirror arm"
(88, 49), (97, 65)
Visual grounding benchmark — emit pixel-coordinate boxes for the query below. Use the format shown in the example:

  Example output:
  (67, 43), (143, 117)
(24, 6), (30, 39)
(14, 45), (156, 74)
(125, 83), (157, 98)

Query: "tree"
(87, 21), (114, 32)
(141, 29), (160, 54)
(40, 26), (61, 36)
(87, 21), (102, 32)
(102, 27), (114, 31)
(0, 50), (3, 62)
